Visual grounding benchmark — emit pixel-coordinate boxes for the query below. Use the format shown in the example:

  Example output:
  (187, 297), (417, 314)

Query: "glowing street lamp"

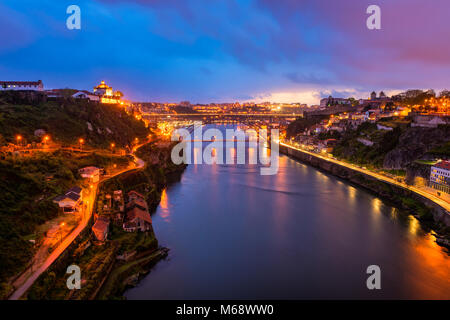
(16, 135), (22, 146)
(79, 138), (85, 150)
(43, 135), (50, 145)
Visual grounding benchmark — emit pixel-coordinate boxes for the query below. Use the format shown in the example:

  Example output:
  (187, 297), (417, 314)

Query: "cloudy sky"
(1, 0), (449, 104)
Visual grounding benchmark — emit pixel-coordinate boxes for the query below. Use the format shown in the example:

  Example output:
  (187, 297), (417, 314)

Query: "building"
(93, 80), (124, 104)
(113, 190), (125, 212)
(92, 216), (110, 242)
(430, 160), (450, 194)
(53, 186), (83, 213)
(79, 166), (101, 183)
(123, 207), (152, 232)
(128, 190), (146, 202)
(370, 91), (377, 100)
(126, 197), (148, 212)
(72, 91), (100, 102)
(0, 80), (44, 91)
(123, 190), (152, 232)
(320, 96), (351, 108)
(93, 80), (113, 96)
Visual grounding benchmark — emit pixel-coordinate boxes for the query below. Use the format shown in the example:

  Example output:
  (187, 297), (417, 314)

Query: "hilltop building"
(93, 80), (124, 104)
(320, 96), (351, 108)
(72, 90), (100, 102)
(0, 80), (44, 91)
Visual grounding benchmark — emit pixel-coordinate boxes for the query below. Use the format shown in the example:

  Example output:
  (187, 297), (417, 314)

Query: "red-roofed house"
(126, 197), (148, 211)
(128, 190), (145, 201)
(92, 216), (110, 242)
(123, 207), (152, 232)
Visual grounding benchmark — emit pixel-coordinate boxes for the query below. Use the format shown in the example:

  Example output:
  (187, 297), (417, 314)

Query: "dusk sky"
(1, 0), (450, 104)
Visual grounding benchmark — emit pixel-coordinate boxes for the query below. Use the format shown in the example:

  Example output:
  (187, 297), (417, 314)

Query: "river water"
(126, 125), (450, 299)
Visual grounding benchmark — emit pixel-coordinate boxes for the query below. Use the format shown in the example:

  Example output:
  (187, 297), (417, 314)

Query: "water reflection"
(159, 189), (170, 222)
(127, 125), (450, 300)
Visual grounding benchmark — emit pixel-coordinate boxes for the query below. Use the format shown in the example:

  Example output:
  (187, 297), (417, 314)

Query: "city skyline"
(2, 0), (450, 104)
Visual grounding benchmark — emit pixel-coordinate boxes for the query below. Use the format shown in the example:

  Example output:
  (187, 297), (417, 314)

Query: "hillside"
(0, 92), (149, 149)
(286, 114), (450, 171)
(0, 92), (151, 298)
(332, 123), (450, 170)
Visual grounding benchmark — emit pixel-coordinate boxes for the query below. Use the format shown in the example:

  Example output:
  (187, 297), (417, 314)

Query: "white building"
(430, 160), (450, 194)
(72, 91), (100, 102)
(0, 80), (44, 91)
(79, 166), (101, 182)
(93, 80), (124, 104)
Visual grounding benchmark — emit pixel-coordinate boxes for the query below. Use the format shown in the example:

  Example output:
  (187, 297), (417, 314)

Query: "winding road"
(8, 145), (147, 300)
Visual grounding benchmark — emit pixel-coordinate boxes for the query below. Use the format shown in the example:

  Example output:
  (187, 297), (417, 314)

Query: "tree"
(439, 90), (450, 98)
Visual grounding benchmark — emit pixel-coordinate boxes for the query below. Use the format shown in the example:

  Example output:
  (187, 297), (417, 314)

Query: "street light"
(79, 138), (84, 150)
(16, 135), (22, 146)
(43, 135), (50, 145)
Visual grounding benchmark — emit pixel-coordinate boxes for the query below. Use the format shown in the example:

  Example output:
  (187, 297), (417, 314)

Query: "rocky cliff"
(383, 126), (450, 169)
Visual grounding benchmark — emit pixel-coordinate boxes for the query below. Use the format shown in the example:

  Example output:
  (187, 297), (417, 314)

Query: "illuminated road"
(280, 141), (450, 213)
(8, 146), (147, 300)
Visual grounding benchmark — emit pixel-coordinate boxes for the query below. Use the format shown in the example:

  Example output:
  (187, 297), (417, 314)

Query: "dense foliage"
(332, 123), (403, 167)
(0, 151), (130, 295)
(0, 96), (149, 148)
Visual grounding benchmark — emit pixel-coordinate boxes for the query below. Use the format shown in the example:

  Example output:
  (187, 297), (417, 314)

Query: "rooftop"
(434, 160), (450, 171)
(126, 207), (152, 224)
(0, 80), (43, 85)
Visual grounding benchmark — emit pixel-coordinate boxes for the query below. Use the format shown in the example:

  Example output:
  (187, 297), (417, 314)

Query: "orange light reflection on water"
(159, 189), (170, 222)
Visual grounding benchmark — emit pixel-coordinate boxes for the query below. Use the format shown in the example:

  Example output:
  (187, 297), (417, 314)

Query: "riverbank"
(21, 140), (187, 299)
(279, 143), (450, 247)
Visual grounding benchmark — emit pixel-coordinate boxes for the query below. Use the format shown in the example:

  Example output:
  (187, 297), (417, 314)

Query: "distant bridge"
(142, 113), (302, 118)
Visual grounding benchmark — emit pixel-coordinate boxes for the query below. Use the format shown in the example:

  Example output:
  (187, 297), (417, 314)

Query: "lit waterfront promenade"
(279, 141), (450, 214)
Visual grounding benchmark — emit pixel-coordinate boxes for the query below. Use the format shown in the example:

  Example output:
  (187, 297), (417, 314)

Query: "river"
(126, 125), (450, 299)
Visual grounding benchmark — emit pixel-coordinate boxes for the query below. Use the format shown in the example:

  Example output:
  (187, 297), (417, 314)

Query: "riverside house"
(123, 190), (152, 232)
